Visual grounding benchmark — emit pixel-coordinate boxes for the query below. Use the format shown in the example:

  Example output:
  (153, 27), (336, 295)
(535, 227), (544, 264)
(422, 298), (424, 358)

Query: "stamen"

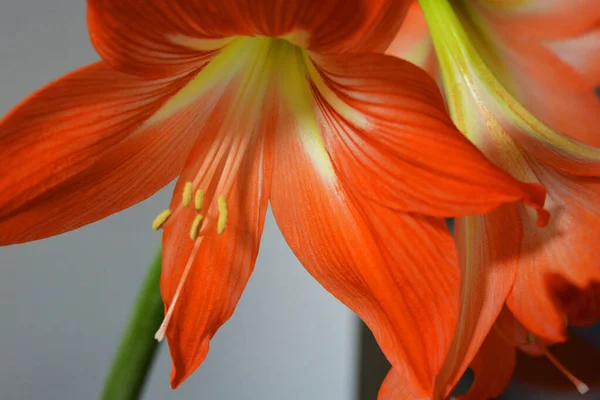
(542, 347), (589, 394)
(155, 238), (203, 341)
(182, 181), (193, 206)
(194, 189), (204, 212)
(154, 325), (167, 341)
(530, 333), (589, 394)
(151, 209), (172, 231)
(217, 195), (228, 234)
(189, 214), (204, 240)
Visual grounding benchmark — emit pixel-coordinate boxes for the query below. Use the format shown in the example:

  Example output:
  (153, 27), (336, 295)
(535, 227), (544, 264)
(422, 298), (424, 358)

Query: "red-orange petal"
(548, 25), (600, 84)
(0, 62), (205, 244)
(477, 0), (600, 39)
(87, 0), (239, 78)
(438, 162), (600, 395)
(378, 369), (431, 400)
(493, 306), (533, 350)
(497, 37), (600, 148)
(505, 161), (600, 342)
(87, 0), (410, 78)
(557, 280), (600, 327)
(308, 52), (548, 222)
(385, 0), (438, 79)
(159, 77), (276, 388)
(433, 207), (521, 398)
(458, 328), (516, 400)
(270, 99), (460, 396)
(235, 0), (411, 52)
(466, 0), (600, 147)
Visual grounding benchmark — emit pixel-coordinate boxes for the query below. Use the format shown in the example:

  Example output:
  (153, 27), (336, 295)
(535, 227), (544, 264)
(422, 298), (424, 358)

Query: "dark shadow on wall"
(356, 320), (391, 400)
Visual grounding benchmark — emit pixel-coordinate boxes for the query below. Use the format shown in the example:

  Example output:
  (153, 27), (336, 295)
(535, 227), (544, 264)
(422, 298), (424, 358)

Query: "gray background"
(0, 1), (358, 399)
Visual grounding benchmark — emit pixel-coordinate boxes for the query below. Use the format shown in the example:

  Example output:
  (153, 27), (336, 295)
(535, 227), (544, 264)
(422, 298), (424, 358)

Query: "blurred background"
(0, 1), (598, 399)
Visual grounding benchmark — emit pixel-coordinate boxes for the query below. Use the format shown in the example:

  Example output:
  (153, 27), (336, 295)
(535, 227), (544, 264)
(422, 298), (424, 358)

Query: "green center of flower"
(149, 36), (305, 235)
(150, 35), (347, 245)
(149, 35), (351, 342)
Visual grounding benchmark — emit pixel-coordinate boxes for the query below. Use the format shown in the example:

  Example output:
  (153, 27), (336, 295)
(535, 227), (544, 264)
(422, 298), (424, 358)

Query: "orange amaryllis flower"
(0, 0), (549, 394)
(383, 0), (600, 398)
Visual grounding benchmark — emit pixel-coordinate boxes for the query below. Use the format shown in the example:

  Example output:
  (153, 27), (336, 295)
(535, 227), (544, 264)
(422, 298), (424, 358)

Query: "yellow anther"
(526, 332), (536, 344)
(189, 214), (204, 240)
(152, 209), (172, 231)
(194, 189), (204, 212)
(182, 181), (193, 206)
(217, 195), (228, 234)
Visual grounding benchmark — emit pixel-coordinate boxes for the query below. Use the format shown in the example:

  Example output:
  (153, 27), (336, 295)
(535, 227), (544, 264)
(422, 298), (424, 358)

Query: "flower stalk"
(101, 247), (164, 400)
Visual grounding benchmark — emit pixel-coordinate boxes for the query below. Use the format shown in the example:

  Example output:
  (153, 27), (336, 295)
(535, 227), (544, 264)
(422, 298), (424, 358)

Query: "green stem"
(100, 247), (164, 400)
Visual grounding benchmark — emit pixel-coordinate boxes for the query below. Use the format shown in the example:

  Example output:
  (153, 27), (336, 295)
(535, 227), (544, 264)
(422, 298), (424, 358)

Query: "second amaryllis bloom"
(0, 0), (548, 396)
(384, 0), (600, 398)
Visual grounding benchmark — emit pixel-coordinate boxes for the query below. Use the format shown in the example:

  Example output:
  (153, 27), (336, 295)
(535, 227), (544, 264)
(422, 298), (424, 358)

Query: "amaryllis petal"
(442, 163), (600, 393)
(488, 32), (600, 148)
(339, 0), (411, 53)
(234, 0), (410, 53)
(505, 162), (600, 341)
(404, 1), (600, 175)
(0, 62), (211, 244)
(159, 95), (275, 388)
(454, 0), (600, 147)
(87, 0), (410, 78)
(306, 52), (548, 222)
(410, 3), (600, 396)
(379, 369), (430, 400)
(156, 42), (280, 386)
(434, 208), (520, 398)
(385, 1), (437, 78)
(493, 306), (533, 351)
(87, 0), (236, 78)
(476, 0), (600, 39)
(557, 280), (600, 327)
(458, 328), (516, 400)
(270, 86), (460, 396)
(547, 26), (600, 84)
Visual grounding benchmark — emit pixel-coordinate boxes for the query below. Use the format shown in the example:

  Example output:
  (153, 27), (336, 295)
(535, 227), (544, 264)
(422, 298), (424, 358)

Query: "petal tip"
(522, 182), (550, 227)
(166, 336), (211, 390)
(536, 207), (551, 228)
(169, 378), (181, 390)
(169, 362), (185, 389)
(168, 359), (196, 390)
